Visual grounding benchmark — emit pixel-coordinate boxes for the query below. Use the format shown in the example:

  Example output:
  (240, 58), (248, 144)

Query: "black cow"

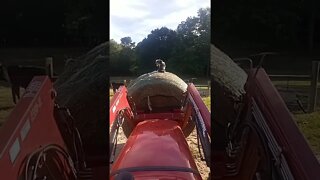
(111, 82), (125, 94)
(0, 64), (47, 104)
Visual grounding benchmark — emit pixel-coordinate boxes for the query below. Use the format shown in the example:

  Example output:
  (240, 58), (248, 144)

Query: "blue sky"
(110, 0), (210, 44)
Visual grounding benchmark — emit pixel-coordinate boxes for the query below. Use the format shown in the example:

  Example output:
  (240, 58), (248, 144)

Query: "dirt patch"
(186, 129), (210, 179)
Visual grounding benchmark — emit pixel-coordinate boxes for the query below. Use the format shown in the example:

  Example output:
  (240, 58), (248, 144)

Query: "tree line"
(0, 0), (107, 47)
(110, 8), (210, 77)
(213, 0), (320, 54)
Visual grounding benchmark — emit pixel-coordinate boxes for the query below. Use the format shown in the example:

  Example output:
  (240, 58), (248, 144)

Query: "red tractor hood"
(110, 119), (202, 180)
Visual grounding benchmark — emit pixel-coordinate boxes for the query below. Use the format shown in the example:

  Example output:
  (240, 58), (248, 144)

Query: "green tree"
(110, 8), (211, 77)
(170, 8), (210, 76)
(110, 39), (136, 76)
(120, 36), (135, 48)
(213, 0), (304, 51)
(135, 27), (178, 73)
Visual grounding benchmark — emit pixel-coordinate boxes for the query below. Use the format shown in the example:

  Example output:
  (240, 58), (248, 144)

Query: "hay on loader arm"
(211, 44), (248, 149)
(54, 42), (108, 158)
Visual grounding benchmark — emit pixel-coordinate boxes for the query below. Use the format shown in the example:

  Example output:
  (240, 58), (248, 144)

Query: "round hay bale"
(211, 44), (248, 149)
(211, 44), (247, 99)
(122, 71), (195, 137)
(54, 42), (108, 157)
(127, 71), (187, 112)
(211, 44), (247, 126)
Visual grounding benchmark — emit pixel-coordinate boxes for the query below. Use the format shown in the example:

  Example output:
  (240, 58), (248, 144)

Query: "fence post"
(207, 80), (210, 97)
(308, 61), (320, 113)
(45, 57), (53, 78)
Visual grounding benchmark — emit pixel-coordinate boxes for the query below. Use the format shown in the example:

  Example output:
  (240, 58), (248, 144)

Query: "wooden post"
(45, 57), (53, 78)
(208, 80), (210, 97)
(308, 61), (320, 112)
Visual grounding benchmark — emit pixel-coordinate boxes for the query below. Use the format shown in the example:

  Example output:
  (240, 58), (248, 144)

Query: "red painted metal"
(213, 68), (320, 179)
(212, 133), (262, 180)
(109, 86), (132, 125)
(109, 83), (211, 179)
(245, 68), (320, 179)
(188, 83), (211, 136)
(0, 76), (109, 179)
(0, 76), (70, 179)
(134, 112), (185, 127)
(110, 120), (201, 179)
(135, 112), (184, 121)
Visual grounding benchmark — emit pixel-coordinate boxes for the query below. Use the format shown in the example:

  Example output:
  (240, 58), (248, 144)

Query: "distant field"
(0, 47), (88, 74)
(272, 80), (311, 87)
(0, 47), (88, 127)
(109, 84), (211, 110)
(271, 79), (320, 160)
(110, 76), (211, 85)
(110, 76), (211, 107)
(1, 84), (210, 127)
(0, 85), (14, 127)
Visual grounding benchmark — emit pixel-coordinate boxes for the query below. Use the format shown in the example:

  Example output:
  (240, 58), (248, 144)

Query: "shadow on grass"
(0, 106), (14, 111)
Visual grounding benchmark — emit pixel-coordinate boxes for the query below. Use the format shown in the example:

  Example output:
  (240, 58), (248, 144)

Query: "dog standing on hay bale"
(155, 59), (166, 72)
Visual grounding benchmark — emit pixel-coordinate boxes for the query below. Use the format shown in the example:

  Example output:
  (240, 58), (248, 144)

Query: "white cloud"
(110, 0), (210, 44)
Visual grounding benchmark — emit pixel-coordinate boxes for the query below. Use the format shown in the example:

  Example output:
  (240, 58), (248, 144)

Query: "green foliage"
(170, 8), (210, 76)
(63, 0), (108, 46)
(111, 7), (211, 77)
(135, 27), (178, 74)
(110, 8), (210, 76)
(212, 0), (316, 51)
(110, 39), (136, 76)
(120, 37), (135, 48)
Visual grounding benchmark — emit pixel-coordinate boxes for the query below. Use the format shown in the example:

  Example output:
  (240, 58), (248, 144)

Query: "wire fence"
(269, 61), (320, 113)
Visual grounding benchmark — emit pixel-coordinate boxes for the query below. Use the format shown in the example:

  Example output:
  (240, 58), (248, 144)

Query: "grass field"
(295, 111), (320, 159)
(272, 80), (311, 86)
(0, 85), (14, 127)
(272, 80), (320, 160)
(0, 47), (88, 127)
(110, 86), (211, 110)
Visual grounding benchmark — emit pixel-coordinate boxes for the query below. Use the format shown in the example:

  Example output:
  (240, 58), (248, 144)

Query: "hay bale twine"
(127, 71), (188, 112)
